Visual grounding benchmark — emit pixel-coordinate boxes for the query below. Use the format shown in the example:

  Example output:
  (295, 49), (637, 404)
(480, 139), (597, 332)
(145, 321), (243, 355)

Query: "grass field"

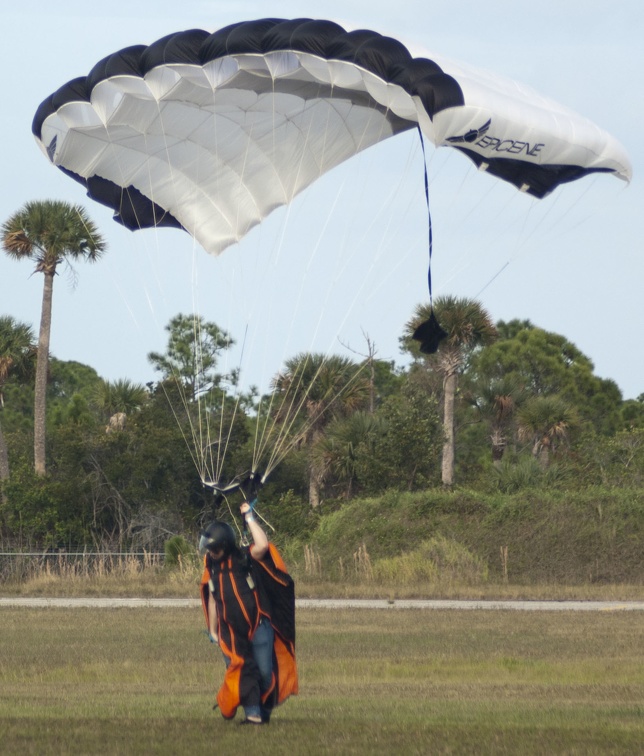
(2, 555), (643, 601)
(0, 606), (642, 754)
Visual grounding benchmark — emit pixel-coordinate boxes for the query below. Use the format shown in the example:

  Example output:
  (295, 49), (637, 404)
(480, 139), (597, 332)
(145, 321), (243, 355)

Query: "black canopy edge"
(32, 17), (464, 139)
(454, 147), (615, 199)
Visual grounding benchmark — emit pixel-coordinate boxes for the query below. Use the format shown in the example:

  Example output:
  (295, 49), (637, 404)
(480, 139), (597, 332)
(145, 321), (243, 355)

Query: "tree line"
(1, 200), (643, 550)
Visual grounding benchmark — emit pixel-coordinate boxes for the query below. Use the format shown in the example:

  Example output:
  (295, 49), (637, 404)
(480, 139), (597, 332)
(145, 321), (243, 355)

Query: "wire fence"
(0, 551), (167, 582)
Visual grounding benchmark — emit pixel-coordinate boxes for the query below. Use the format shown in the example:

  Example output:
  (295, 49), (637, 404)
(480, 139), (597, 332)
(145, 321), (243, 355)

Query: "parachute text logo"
(476, 135), (545, 157)
(448, 119), (545, 158)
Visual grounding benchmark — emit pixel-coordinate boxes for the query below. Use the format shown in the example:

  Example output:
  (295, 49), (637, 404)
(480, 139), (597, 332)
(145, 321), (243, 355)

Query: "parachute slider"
(201, 471), (264, 500)
(201, 478), (238, 494)
(412, 309), (448, 354)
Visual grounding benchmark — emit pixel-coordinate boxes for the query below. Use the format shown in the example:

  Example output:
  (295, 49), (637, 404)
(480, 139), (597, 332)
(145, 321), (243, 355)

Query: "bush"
(297, 487), (644, 586)
(163, 535), (196, 568)
(493, 456), (568, 493)
(373, 536), (488, 586)
(253, 489), (316, 545)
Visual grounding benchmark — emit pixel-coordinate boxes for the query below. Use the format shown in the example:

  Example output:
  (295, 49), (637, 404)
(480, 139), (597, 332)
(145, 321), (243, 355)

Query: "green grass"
(1, 607), (642, 754)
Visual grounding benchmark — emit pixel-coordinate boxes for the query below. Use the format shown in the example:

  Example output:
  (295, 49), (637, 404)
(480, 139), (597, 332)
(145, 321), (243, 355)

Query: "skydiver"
(199, 501), (298, 725)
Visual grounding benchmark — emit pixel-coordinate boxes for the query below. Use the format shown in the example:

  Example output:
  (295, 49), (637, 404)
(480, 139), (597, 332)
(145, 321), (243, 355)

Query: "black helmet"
(199, 521), (236, 557)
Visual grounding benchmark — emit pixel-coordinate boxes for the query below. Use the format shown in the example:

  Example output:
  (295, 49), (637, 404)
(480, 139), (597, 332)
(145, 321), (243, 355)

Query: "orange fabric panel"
(267, 542), (289, 575)
(216, 653), (244, 719)
(274, 635), (299, 702)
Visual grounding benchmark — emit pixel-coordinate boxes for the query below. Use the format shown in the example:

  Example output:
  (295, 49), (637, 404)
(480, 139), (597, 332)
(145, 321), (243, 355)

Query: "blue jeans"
(244, 618), (274, 720)
(223, 618), (274, 720)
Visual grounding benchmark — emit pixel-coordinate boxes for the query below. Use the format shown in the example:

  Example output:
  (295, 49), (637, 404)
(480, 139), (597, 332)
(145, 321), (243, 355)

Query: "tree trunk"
(34, 271), (54, 476)
(0, 419), (9, 485)
(441, 370), (457, 486)
(309, 469), (322, 509)
(307, 418), (324, 508)
(491, 427), (506, 467)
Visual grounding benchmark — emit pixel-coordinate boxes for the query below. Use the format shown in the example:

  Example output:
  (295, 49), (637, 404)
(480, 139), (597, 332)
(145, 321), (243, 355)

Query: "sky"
(1, 1), (642, 399)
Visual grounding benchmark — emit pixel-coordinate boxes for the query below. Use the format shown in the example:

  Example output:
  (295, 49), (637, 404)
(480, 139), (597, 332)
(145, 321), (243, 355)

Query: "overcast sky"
(1, 1), (641, 399)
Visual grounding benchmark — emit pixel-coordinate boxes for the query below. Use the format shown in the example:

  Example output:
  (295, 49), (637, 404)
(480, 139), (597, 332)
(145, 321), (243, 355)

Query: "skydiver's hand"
(240, 501), (251, 516)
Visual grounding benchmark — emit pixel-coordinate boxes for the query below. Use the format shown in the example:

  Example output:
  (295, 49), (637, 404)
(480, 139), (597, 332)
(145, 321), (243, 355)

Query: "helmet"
(199, 521), (236, 557)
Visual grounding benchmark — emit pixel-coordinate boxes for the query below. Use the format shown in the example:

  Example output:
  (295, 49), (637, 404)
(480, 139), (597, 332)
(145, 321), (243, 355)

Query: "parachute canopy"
(33, 18), (631, 256)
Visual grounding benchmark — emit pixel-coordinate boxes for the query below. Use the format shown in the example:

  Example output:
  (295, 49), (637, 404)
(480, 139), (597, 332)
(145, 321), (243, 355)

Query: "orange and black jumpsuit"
(200, 543), (298, 719)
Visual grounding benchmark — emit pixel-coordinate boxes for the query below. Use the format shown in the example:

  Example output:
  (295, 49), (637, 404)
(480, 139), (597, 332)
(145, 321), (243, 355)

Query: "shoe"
(239, 718), (263, 726)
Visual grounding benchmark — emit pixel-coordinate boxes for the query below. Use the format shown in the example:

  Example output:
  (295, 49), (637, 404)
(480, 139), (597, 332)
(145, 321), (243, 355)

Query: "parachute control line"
(201, 470), (264, 509)
(413, 125), (448, 354)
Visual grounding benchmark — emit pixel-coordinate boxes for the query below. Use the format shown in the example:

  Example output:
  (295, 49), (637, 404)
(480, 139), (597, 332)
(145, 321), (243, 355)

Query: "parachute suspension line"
(131, 108), (213, 481)
(258, 352), (326, 481)
(215, 327), (251, 485)
(252, 506), (276, 533)
(261, 357), (371, 480)
(191, 309), (211, 481)
(252, 97), (394, 478)
(334, 129), (426, 309)
(244, 75), (315, 476)
(472, 179), (579, 301)
(534, 175), (604, 245)
(237, 75), (329, 480)
(473, 193), (540, 299)
(172, 317), (213, 484)
(163, 74), (249, 489)
(261, 355), (325, 476)
(161, 306), (208, 484)
(195, 312), (222, 485)
(201, 75), (342, 488)
(257, 101), (414, 480)
(411, 127), (448, 354)
(156, 378), (205, 477)
(193, 313), (246, 489)
(101, 108), (215, 483)
(247, 80), (350, 476)
(262, 360), (371, 480)
(246, 80), (331, 472)
(155, 88), (234, 486)
(216, 489), (276, 539)
(253, 90), (326, 477)
(118, 95), (212, 482)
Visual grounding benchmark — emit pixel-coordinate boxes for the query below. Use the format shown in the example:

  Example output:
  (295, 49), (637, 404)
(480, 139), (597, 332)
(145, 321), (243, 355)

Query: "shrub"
(164, 535), (195, 568)
(493, 456), (567, 493)
(373, 536), (488, 586)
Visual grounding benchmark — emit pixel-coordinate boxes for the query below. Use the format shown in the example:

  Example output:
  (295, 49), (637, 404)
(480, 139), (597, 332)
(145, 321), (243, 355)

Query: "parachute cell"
(32, 18), (631, 255)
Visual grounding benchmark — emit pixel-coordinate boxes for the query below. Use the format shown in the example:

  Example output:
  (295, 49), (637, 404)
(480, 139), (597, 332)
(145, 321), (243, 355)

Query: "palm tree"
(2, 200), (106, 475)
(404, 296), (497, 486)
(517, 395), (579, 467)
(92, 378), (148, 432)
(270, 353), (370, 507)
(465, 374), (529, 465)
(311, 411), (387, 498)
(0, 316), (36, 484)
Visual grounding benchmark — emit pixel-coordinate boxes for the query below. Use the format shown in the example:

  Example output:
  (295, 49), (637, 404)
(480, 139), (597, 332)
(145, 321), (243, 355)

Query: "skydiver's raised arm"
(240, 501), (268, 560)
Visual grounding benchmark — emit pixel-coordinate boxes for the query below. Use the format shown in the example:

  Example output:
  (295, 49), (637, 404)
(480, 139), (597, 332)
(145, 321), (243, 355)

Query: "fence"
(0, 551), (166, 582)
